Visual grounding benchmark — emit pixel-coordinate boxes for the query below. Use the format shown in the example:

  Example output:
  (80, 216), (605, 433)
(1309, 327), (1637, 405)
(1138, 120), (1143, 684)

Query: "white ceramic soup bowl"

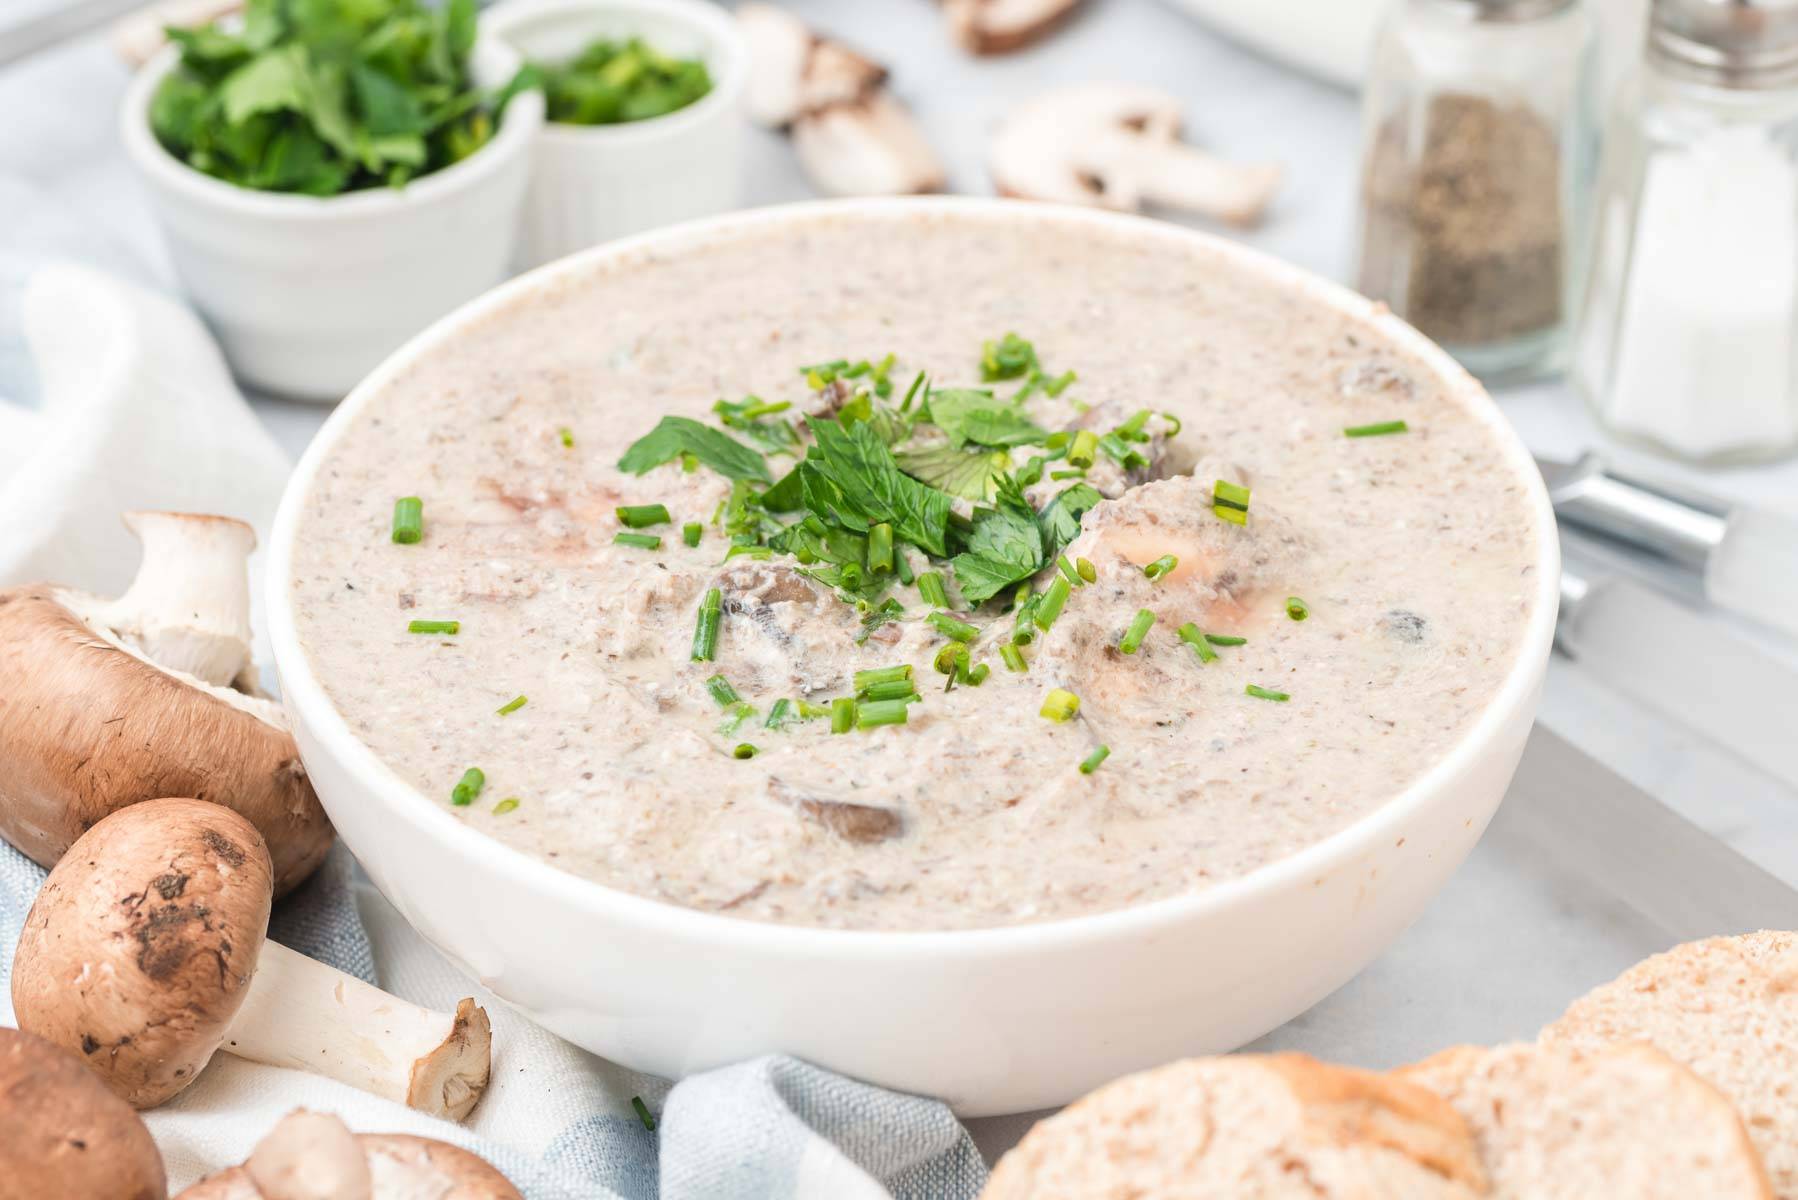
(267, 198), (1559, 1117)
(483, 0), (748, 268)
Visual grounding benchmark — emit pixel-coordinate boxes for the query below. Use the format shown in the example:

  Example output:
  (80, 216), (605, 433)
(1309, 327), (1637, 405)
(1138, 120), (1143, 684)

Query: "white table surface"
(6, 0), (1798, 1036)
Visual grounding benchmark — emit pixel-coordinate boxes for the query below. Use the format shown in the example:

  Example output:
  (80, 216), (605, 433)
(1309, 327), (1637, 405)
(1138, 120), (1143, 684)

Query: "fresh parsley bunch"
(539, 37), (712, 126)
(149, 0), (536, 197)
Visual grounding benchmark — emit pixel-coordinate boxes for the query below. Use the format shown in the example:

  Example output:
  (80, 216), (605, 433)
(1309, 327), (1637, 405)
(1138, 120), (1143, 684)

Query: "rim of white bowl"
(268, 196), (1562, 959)
(119, 34), (545, 220)
(483, 0), (749, 148)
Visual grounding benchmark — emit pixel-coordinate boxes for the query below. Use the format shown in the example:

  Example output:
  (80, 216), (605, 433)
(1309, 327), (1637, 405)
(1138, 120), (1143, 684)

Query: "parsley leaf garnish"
(801, 417), (951, 556)
(894, 442), (1011, 501)
(923, 389), (1047, 449)
(952, 478), (1046, 605)
(1037, 482), (1104, 563)
(618, 416), (771, 482)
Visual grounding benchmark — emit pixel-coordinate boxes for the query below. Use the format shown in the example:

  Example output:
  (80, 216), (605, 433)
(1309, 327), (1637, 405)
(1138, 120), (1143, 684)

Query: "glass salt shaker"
(1575, 0), (1798, 464)
(1353, 0), (1599, 383)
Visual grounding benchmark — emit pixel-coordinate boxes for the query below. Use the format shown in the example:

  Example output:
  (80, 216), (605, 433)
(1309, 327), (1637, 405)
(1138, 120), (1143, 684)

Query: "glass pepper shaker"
(1574, 0), (1798, 464)
(1353, 0), (1599, 383)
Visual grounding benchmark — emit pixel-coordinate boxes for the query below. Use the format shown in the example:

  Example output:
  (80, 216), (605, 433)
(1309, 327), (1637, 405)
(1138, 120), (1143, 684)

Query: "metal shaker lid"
(1651, 0), (1798, 86)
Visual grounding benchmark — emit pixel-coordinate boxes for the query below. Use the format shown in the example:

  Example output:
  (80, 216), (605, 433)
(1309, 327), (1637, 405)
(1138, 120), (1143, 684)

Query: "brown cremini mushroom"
(943, 0), (1087, 55)
(738, 3), (945, 196)
(12, 799), (491, 1120)
(990, 83), (1283, 226)
(0, 510), (331, 896)
(176, 1110), (522, 1200)
(0, 1025), (168, 1200)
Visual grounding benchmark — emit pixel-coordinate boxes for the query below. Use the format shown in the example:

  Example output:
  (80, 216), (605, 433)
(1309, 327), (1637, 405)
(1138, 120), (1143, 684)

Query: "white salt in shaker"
(1575, 0), (1798, 463)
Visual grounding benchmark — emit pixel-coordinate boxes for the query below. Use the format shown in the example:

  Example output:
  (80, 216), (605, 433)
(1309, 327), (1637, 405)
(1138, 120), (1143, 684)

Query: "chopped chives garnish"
(682, 522), (703, 547)
(408, 619), (459, 635)
(867, 522), (895, 574)
(1034, 575), (1071, 631)
(1079, 745), (1111, 774)
(1017, 456), (1047, 487)
(717, 701), (755, 734)
(492, 797), (520, 815)
(967, 662), (991, 686)
(496, 694), (527, 716)
(614, 531), (662, 549)
(1040, 687), (1080, 722)
(1344, 420), (1409, 438)
(733, 742), (758, 759)
(632, 1096), (656, 1132)
(1050, 468), (1087, 480)
(1057, 555), (1083, 586)
(797, 699), (831, 720)
(705, 673), (741, 708)
(680, 451), (699, 472)
(934, 641), (966, 676)
(450, 768), (484, 806)
(1119, 609), (1156, 654)
(1143, 555), (1178, 582)
(1076, 556), (1097, 583)
(894, 548), (915, 585)
(830, 697), (856, 734)
(691, 588), (721, 662)
(857, 699), (911, 728)
(1044, 369), (1077, 396)
(1098, 433), (1148, 470)
(1286, 596), (1309, 621)
(901, 370), (927, 412)
(1067, 430), (1099, 467)
(1012, 597), (1039, 645)
(1000, 643), (1027, 673)
(1213, 479), (1251, 526)
(391, 496), (423, 544)
(1160, 411), (1182, 436)
(1177, 622), (1217, 663)
(1206, 633), (1247, 646)
(1115, 408), (1151, 440)
(929, 612), (979, 642)
(917, 571), (950, 609)
(862, 678), (919, 702)
(765, 698), (794, 728)
(617, 503), (671, 528)
(855, 664), (914, 690)
(558, 426), (575, 448)
(1246, 684), (1291, 702)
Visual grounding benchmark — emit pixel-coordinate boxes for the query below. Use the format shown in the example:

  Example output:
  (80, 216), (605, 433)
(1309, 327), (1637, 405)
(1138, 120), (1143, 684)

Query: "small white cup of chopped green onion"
(483, 0), (748, 268)
(120, 0), (545, 401)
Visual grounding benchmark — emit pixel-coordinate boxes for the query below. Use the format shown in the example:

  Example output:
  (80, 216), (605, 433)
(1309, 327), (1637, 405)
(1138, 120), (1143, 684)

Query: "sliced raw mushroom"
(737, 3), (945, 196)
(990, 83), (1283, 226)
(0, 511), (331, 896)
(11, 799), (491, 1120)
(176, 1110), (522, 1200)
(943, 0), (1087, 55)
(0, 1026), (168, 1200)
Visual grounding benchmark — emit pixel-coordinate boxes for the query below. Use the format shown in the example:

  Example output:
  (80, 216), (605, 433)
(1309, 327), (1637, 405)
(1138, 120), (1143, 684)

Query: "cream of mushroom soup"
(290, 208), (1539, 931)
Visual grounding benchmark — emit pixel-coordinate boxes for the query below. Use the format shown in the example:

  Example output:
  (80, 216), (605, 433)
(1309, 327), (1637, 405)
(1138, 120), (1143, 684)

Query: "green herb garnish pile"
(537, 37), (712, 126)
(149, 0), (535, 196)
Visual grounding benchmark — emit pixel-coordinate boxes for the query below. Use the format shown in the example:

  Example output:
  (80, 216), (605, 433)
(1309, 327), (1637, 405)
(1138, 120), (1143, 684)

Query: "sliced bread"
(981, 1052), (1487, 1200)
(1399, 1042), (1771, 1199)
(1542, 930), (1798, 1198)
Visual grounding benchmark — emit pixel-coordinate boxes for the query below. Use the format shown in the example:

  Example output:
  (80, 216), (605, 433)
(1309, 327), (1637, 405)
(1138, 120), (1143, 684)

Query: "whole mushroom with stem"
(0, 510), (331, 896)
(176, 1109), (522, 1200)
(0, 1025), (168, 1200)
(11, 798), (491, 1119)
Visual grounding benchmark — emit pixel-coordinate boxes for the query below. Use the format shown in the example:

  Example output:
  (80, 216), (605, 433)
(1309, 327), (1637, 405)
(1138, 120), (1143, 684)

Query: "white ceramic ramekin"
(483, 0), (747, 269)
(268, 198), (1561, 1118)
(120, 38), (545, 401)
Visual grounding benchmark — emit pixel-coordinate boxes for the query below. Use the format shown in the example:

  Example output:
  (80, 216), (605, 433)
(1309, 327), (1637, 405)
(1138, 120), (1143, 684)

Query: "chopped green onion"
(1050, 468), (1087, 481)
(1143, 555), (1179, 582)
(632, 1096), (656, 1132)
(1067, 430), (1099, 467)
(1044, 369), (1077, 397)
(857, 699), (911, 729)
(717, 701), (756, 735)
(894, 548), (915, 586)
(765, 698), (794, 729)
(408, 619), (459, 635)
(391, 496), (423, 544)
(797, 699), (832, 720)
(1213, 479), (1251, 526)
(724, 544), (772, 561)
(558, 426), (575, 448)
(1076, 556), (1097, 584)
(934, 641), (967, 676)
(1344, 420), (1409, 438)
(492, 797), (520, 815)
(733, 742), (759, 759)
(1119, 609), (1156, 654)
(705, 673), (741, 708)
(1160, 411), (1182, 437)
(682, 522), (703, 547)
(691, 588), (722, 662)
(680, 452), (699, 473)
(967, 662), (991, 686)
(929, 612), (979, 642)
(1017, 456), (1047, 487)
(1246, 684), (1291, 702)
(917, 571), (950, 609)
(1057, 555), (1083, 586)
(496, 694), (527, 716)
(450, 768), (485, 807)
(901, 370), (927, 412)
(1079, 745), (1111, 774)
(1000, 643), (1028, 673)
(1099, 433), (1148, 470)
(830, 697), (856, 734)
(867, 522), (894, 574)
(1286, 596), (1309, 621)
(1115, 408), (1152, 440)
(1034, 575), (1071, 631)
(1177, 622), (1217, 664)
(1206, 633), (1248, 646)
(617, 503), (671, 528)
(1040, 687), (1080, 722)
(1012, 597), (1039, 645)
(855, 664), (914, 691)
(614, 531), (662, 549)
(862, 678), (919, 702)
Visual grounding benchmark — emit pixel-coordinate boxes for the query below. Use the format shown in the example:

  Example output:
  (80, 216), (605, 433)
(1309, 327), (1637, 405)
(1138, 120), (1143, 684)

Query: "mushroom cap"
(944, 0), (1086, 55)
(0, 1025), (168, 1200)
(0, 584), (332, 895)
(11, 797), (274, 1108)
(175, 1129), (523, 1200)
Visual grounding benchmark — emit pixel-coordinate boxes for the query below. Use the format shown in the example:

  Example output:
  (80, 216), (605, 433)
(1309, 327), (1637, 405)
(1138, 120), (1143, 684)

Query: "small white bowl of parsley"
(121, 0), (545, 400)
(484, 0), (748, 268)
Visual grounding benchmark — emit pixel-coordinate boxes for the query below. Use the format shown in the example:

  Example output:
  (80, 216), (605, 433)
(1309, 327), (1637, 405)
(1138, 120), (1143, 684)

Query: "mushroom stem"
(86, 511), (256, 688)
(247, 1110), (372, 1200)
(223, 943), (492, 1121)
